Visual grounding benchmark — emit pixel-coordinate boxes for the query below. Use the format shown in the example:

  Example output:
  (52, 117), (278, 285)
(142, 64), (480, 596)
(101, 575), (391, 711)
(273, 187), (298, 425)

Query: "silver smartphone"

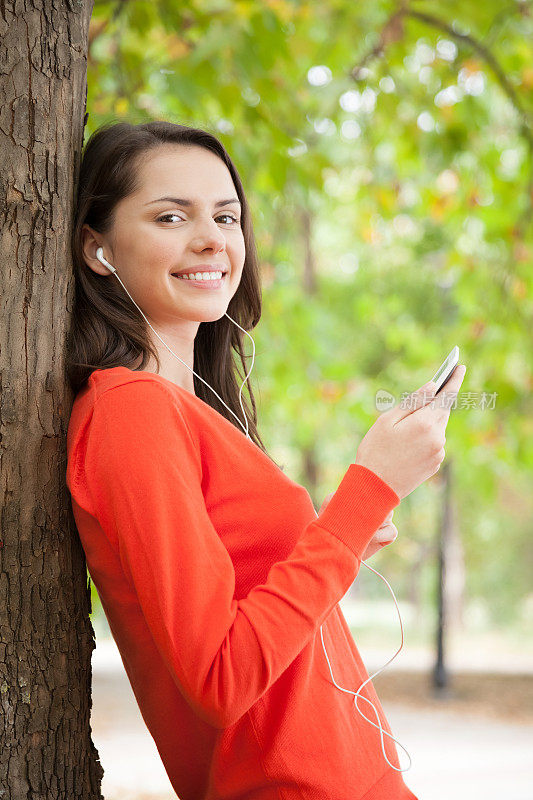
(431, 346), (460, 395)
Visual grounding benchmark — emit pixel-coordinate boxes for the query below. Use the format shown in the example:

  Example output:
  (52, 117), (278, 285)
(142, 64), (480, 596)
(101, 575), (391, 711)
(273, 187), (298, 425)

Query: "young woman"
(66, 119), (462, 799)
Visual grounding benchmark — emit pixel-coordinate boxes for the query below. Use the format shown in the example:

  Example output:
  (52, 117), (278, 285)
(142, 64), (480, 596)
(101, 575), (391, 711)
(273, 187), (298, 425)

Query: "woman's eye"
(157, 213), (239, 224)
(157, 213), (183, 223)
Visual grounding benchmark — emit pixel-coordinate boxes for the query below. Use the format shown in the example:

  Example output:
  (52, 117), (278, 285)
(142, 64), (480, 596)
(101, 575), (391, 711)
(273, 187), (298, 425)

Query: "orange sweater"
(66, 366), (418, 800)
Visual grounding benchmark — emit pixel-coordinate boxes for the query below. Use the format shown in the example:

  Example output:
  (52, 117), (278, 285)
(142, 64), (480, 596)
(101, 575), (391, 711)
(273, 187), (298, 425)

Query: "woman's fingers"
(362, 522), (398, 561)
(376, 522), (398, 543)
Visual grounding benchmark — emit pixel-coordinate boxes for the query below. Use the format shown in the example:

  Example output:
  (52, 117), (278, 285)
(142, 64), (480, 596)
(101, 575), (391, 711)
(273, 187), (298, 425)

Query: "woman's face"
(83, 143), (246, 330)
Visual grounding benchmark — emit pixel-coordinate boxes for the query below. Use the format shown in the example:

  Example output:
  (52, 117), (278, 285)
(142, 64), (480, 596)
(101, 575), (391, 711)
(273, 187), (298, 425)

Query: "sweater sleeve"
(76, 380), (400, 729)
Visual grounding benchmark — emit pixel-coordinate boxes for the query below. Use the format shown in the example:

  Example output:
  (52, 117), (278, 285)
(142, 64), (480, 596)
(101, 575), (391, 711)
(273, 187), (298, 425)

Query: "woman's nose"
(190, 220), (226, 251)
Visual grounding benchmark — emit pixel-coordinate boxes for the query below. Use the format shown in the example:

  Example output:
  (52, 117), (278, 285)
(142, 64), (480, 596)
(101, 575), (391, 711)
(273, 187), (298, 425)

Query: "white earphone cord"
(95, 247), (411, 772)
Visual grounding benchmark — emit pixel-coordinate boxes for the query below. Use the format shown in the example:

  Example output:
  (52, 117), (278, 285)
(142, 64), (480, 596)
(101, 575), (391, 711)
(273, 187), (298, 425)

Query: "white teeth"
(176, 271), (224, 281)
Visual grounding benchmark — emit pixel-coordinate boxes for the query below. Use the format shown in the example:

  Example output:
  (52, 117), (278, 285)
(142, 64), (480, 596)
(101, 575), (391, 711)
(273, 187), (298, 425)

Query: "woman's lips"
(171, 273), (227, 289)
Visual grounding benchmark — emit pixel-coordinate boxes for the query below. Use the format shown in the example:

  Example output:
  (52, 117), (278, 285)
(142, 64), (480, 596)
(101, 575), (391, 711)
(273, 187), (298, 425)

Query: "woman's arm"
(73, 380), (400, 729)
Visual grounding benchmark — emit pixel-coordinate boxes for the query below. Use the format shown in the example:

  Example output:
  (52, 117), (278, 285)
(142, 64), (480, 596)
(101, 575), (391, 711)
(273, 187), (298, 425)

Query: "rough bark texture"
(0, 1), (103, 797)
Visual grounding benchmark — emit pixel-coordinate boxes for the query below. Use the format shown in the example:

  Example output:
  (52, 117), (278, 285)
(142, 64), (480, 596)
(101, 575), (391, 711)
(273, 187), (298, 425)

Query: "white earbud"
(93, 245), (412, 773)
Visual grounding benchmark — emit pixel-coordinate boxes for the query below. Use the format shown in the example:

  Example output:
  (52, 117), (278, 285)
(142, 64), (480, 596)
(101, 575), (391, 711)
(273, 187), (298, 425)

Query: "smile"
(171, 273), (227, 290)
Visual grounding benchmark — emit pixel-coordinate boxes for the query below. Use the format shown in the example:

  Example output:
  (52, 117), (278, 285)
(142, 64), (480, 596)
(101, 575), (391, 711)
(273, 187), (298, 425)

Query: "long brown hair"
(66, 119), (276, 462)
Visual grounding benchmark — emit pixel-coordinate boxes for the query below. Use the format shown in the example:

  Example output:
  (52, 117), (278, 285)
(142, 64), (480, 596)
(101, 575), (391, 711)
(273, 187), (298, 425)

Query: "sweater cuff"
(313, 463), (401, 561)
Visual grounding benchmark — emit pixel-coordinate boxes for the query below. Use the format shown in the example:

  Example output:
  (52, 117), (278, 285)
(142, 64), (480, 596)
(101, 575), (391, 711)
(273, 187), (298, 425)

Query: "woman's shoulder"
(69, 364), (236, 459)
(73, 365), (198, 413)
(69, 365), (195, 441)
(66, 367), (201, 505)
(88, 365), (186, 395)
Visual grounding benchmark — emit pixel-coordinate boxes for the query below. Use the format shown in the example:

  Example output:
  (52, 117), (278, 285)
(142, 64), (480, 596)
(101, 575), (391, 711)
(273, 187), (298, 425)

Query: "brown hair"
(66, 119), (277, 463)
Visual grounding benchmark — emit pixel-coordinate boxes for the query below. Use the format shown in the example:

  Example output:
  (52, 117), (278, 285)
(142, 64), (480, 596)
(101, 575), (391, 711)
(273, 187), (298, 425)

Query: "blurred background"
(84, 1), (533, 797)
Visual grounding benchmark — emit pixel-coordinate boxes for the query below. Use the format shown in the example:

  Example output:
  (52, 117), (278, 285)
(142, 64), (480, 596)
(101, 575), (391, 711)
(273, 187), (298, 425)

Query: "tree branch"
(405, 8), (532, 146)
(346, 3), (532, 238)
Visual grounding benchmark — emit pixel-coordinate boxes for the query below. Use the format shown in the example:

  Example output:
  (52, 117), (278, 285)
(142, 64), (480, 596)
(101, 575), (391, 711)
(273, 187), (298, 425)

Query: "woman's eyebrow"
(145, 196), (241, 207)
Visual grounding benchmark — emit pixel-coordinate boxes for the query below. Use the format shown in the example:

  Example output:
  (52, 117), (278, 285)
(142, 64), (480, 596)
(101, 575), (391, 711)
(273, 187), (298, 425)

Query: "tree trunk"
(0, 2), (103, 797)
(299, 207), (320, 502)
(444, 474), (466, 630)
(432, 459), (454, 695)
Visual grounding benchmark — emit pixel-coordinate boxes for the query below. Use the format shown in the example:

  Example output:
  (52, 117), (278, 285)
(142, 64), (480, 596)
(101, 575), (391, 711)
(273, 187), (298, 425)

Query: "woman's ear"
(81, 224), (109, 276)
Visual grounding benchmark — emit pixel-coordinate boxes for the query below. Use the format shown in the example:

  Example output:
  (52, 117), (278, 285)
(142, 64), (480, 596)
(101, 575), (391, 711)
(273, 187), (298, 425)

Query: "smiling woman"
(66, 118), (418, 800)
(66, 119), (270, 458)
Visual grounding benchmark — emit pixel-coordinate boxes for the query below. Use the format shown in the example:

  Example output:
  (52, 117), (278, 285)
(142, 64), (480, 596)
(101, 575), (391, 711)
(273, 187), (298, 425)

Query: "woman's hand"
(318, 494), (398, 562)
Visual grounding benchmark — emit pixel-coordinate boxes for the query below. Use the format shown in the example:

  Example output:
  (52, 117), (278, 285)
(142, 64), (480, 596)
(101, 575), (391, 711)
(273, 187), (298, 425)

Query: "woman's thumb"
(392, 380), (437, 423)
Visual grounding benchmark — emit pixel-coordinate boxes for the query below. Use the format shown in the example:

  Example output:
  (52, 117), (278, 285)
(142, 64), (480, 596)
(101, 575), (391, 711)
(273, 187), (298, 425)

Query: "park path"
(90, 629), (532, 800)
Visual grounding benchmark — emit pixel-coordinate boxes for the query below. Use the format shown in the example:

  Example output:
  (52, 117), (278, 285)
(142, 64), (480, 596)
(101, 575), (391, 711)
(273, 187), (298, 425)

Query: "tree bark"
(0, 1), (103, 797)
